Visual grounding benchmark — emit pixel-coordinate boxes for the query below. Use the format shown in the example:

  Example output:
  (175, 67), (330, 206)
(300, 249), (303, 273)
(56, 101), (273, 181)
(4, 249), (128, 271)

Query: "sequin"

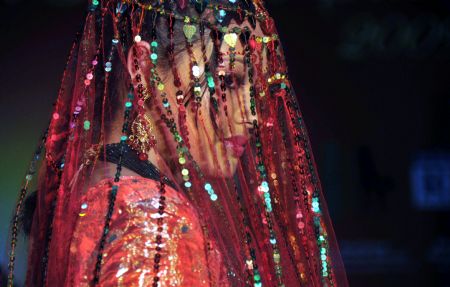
(83, 121), (90, 131)
(192, 65), (201, 77)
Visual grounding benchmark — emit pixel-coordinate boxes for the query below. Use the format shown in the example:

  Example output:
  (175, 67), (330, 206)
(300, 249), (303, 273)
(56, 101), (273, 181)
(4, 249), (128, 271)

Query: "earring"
(128, 113), (157, 161)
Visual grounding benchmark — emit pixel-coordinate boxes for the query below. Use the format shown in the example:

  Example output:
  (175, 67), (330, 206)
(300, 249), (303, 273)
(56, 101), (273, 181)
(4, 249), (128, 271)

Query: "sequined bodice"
(66, 176), (228, 286)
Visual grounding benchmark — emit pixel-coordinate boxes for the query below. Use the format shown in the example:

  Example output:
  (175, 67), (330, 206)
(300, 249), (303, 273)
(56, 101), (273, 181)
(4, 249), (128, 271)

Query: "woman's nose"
(232, 82), (258, 129)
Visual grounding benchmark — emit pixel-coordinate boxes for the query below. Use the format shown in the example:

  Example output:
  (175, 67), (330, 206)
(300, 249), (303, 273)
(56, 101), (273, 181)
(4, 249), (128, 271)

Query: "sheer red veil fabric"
(7, 1), (349, 286)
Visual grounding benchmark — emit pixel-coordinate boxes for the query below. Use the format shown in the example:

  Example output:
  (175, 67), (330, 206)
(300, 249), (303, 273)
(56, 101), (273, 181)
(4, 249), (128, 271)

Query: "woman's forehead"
(226, 18), (270, 38)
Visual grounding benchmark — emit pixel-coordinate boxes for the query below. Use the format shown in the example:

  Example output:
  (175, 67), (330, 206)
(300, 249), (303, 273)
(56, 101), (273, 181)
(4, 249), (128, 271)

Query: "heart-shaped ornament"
(183, 24), (197, 40)
(224, 33), (238, 48)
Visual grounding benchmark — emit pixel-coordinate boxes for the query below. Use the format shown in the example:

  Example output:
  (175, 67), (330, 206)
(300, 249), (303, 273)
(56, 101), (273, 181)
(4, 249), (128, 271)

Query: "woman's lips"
(223, 135), (248, 157)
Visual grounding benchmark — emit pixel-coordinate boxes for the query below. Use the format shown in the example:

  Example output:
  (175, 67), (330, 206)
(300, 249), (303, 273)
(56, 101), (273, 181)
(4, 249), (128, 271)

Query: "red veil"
(7, 0), (348, 286)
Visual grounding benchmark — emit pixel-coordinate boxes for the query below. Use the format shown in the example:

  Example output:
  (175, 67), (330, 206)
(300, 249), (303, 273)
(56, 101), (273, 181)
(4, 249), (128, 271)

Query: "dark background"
(1, 0), (449, 286)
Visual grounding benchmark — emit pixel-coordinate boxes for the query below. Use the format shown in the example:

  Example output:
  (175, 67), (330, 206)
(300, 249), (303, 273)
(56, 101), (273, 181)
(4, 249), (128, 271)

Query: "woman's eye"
(224, 73), (244, 89)
(224, 74), (234, 87)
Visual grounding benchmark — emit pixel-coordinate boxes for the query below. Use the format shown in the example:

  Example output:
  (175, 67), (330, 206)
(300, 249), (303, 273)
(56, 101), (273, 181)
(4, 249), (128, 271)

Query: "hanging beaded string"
(208, 26), (269, 280)
(190, 22), (270, 286)
(274, 93), (314, 282)
(232, 28), (253, 131)
(199, 21), (233, 176)
(169, 15), (237, 280)
(280, 101), (316, 280)
(245, 37), (288, 286)
(263, 35), (336, 284)
(229, 179), (264, 286)
(220, 53), (264, 287)
(183, 26), (222, 199)
(132, 28), (245, 283)
(151, 177), (168, 286)
(211, 28), (230, 115)
(143, 25), (170, 279)
(196, 24), (268, 283)
(142, 16), (238, 277)
(280, 92), (325, 284)
(224, 30), (238, 70)
(264, 70), (318, 285)
(92, 86), (133, 285)
(7, 128), (48, 287)
(183, 17), (203, 115)
(91, 4), (131, 283)
(142, 25), (194, 190)
(137, 18), (219, 201)
(191, 19), (271, 286)
(185, 13), (253, 276)
(199, 22), (218, 113)
(38, 7), (105, 285)
(191, 115), (248, 279)
(284, 91), (337, 286)
(254, 114), (285, 287)
(167, 14), (191, 149)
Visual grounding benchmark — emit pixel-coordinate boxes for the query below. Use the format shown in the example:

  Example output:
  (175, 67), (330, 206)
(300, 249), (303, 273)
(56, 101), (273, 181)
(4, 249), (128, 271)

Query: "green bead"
(151, 41), (158, 48)
(83, 121), (90, 130)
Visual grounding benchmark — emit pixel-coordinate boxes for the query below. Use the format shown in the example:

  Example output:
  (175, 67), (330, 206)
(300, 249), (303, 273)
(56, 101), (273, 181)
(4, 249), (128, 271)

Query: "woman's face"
(128, 23), (261, 179)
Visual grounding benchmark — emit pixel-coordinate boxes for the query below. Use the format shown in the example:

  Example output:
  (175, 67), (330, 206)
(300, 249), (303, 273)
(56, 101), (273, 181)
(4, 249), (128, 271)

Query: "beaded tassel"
(93, 90), (133, 285)
(7, 128), (48, 287)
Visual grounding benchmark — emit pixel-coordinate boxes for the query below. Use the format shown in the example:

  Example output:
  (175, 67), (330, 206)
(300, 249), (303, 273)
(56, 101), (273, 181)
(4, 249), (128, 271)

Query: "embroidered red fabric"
(67, 176), (228, 286)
